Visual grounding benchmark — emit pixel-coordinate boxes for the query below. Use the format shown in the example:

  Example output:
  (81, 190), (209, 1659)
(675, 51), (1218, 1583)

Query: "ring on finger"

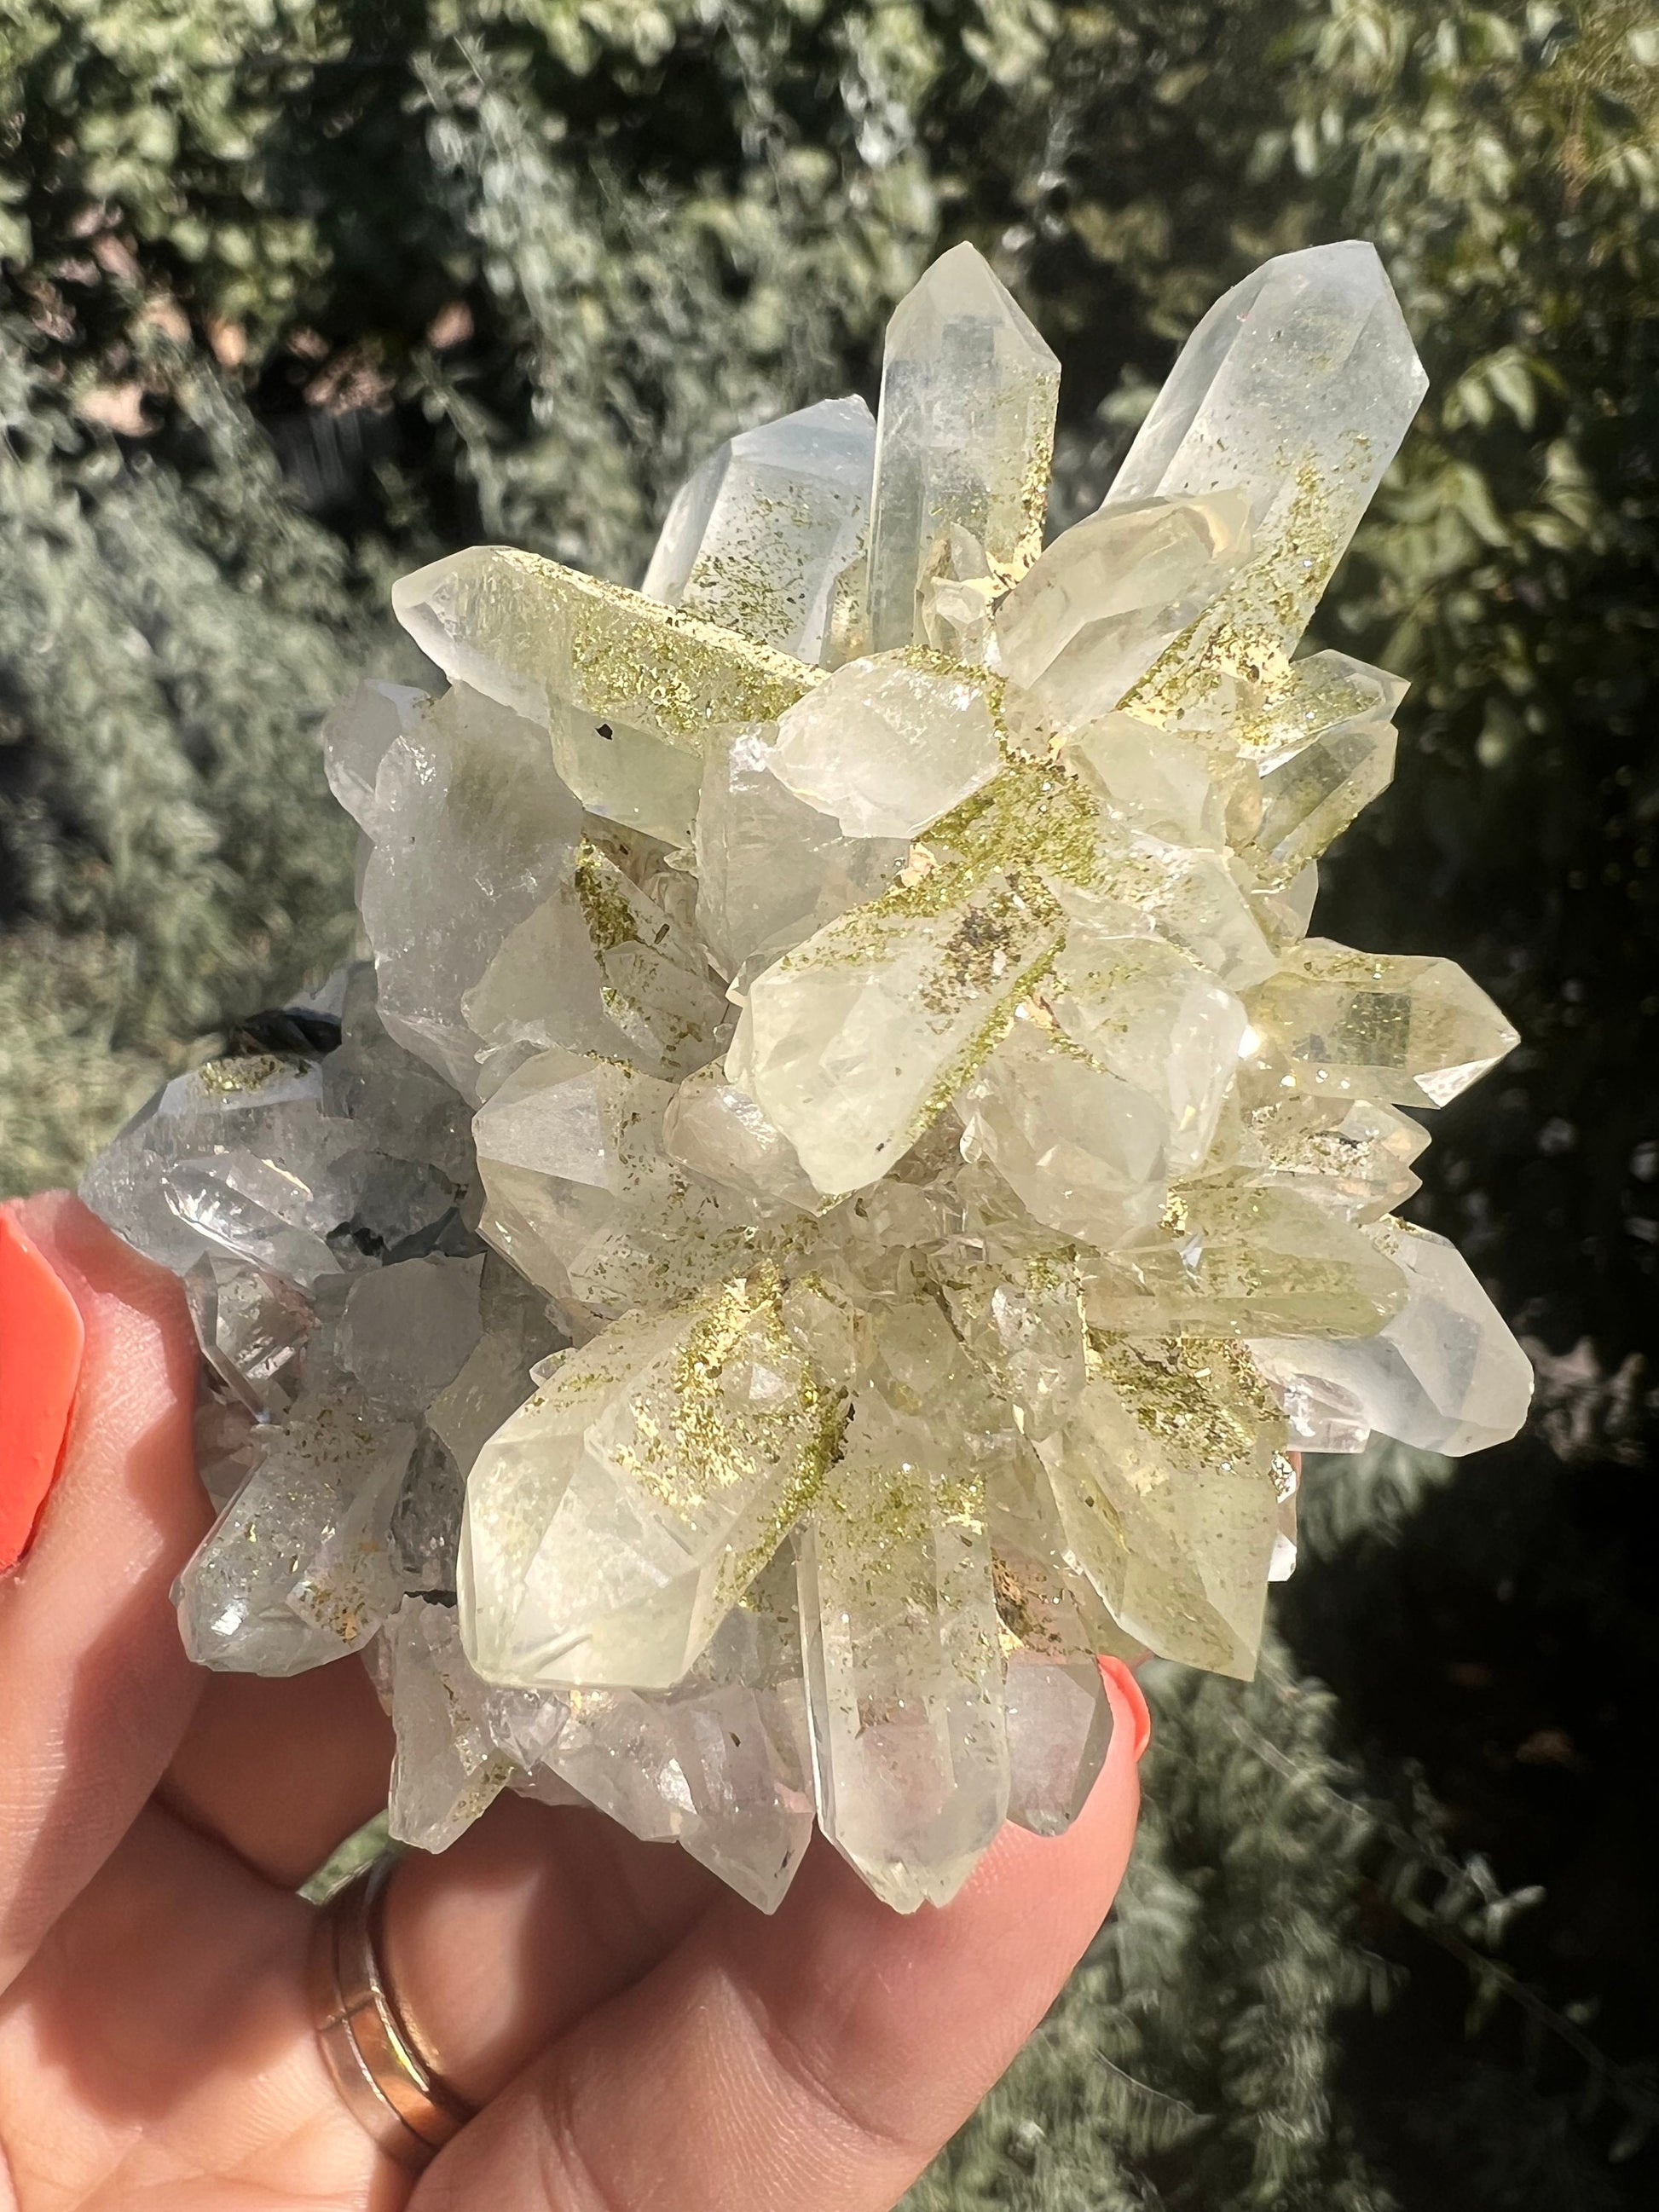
(311, 1852), (476, 2172)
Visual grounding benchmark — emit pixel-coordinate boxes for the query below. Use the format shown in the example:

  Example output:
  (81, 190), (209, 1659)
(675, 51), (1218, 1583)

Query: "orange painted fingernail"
(0, 1211), (86, 1572)
(1099, 1657), (1153, 1762)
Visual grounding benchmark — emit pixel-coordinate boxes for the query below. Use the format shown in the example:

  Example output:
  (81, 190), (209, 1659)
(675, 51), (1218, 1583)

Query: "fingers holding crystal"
(0, 1193), (205, 1994)
(404, 1666), (1142, 2212)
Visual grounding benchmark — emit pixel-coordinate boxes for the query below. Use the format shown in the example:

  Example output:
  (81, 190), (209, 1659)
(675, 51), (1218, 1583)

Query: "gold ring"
(310, 1852), (475, 2172)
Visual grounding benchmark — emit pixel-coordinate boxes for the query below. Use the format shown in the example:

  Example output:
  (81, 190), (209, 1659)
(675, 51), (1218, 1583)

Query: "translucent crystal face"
(86, 238), (1533, 1915)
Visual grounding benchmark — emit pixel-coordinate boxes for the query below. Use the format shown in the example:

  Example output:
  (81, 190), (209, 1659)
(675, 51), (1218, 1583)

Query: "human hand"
(0, 1192), (1146, 2212)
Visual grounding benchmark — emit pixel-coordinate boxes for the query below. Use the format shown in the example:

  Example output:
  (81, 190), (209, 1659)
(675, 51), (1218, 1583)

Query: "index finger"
(412, 1661), (1147, 2212)
(0, 1193), (208, 1996)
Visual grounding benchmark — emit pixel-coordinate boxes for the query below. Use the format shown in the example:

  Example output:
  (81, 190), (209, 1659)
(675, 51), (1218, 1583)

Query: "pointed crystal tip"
(886, 240), (1059, 364)
(867, 242), (1061, 653)
(1111, 240), (1427, 519)
(1103, 240), (1428, 663)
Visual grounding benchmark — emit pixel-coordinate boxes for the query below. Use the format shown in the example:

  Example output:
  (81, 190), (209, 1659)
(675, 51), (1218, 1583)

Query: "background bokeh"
(3, 3), (1657, 2203)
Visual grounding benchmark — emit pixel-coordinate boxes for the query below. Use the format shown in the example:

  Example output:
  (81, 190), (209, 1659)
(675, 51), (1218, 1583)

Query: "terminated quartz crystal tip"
(866, 241), (1060, 654)
(1107, 240), (1427, 655)
(642, 396), (876, 665)
(86, 234), (1533, 1915)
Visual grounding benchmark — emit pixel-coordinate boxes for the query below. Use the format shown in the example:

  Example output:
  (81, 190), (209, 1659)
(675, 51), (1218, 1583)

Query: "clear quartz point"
(84, 1053), (462, 1291)
(643, 396), (875, 665)
(184, 1253), (317, 1416)
(731, 863), (1065, 1194)
(193, 1383), (263, 1511)
(918, 522), (1002, 663)
(1084, 1179), (1409, 1340)
(770, 651), (1000, 840)
(866, 242), (1060, 652)
(957, 1008), (1171, 1253)
(797, 1332), (1009, 1910)
(693, 724), (908, 979)
(392, 546), (820, 842)
(995, 493), (1251, 730)
(1081, 836), (1278, 992)
(472, 1047), (768, 1325)
(1249, 859), (1320, 950)
(385, 1597), (569, 1852)
(360, 680), (583, 1101)
(1249, 1219), (1534, 1456)
(1041, 921), (1249, 1175)
(425, 1259), (564, 1477)
(1232, 652), (1406, 889)
(1240, 1095), (1428, 1221)
(1245, 939), (1520, 1107)
(942, 1260), (1088, 1445)
(662, 1065), (823, 1214)
(538, 1555), (814, 1912)
(1066, 713), (1230, 850)
(1036, 1337), (1286, 1678)
(1247, 1342), (1373, 1454)
(1107, 240), (1428, 678)
(459, 1279), (840, 1689)
(986, 1441), (1145, 1662)
(389, 1429), (466, 1595)
(1004, 1655), (1116, 1837)
(322, 678), (430, 833)
(176, 1389), (416, 1677)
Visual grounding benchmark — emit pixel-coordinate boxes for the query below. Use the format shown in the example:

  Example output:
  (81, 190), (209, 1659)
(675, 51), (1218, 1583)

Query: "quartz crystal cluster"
(83, 239), (1534, 1913)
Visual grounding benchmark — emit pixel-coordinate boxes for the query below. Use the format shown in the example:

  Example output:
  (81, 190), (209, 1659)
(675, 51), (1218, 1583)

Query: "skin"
(0, 1192), (1147, 2212)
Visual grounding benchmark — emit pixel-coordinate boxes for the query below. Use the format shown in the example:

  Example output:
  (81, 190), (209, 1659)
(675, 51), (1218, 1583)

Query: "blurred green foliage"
(4, 3), (1658, 2205)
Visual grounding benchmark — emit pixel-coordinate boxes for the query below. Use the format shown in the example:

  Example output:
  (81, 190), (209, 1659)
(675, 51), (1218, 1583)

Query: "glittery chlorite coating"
(83, 241), (1531, 1914)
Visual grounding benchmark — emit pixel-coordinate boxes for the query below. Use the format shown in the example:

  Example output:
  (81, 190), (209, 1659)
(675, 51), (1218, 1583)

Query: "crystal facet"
(995, 494), (1251, 730)
(460, 1279), (840, 1689)
(393, 546), (820, 842)
(797, 1322), (1008, 1909)
(770, 652), (1000, 839)
(1036, 1337), (1286, 1678)
(1004, 1656), (1116, 1837)
(693, 724), (909, 979)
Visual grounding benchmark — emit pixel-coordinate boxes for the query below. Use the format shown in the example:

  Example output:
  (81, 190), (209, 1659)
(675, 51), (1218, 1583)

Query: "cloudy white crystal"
(996, 494), (1251, 730)
(360, 681), (583, 1100)
(693, 724), (908, 979)
(460, 1281), (837, 1690)
(770, 652), (1000, 839)
(1251, 1220), (1534, 1458)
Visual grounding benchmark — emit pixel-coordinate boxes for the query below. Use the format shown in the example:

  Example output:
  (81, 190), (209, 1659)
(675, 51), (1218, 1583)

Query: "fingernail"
(0, 1210), (87, 1572)
(1098, 1656), (1153, 1763)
